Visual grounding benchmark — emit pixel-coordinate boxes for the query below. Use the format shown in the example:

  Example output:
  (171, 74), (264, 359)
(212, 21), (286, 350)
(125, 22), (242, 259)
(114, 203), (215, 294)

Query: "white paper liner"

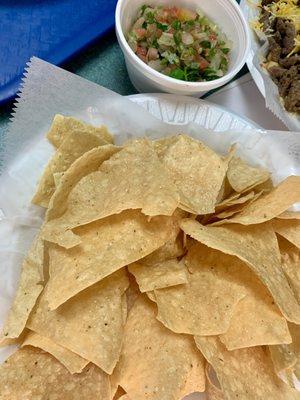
(0, 57), (300, 395)
(243, 0), (300, 131)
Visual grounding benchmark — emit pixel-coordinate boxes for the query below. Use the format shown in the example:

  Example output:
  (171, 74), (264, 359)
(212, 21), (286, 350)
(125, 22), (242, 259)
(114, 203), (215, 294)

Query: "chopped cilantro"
(156, 22), (168, 31)
(201, 40), (211, 49)
(172, 20), (181, 30)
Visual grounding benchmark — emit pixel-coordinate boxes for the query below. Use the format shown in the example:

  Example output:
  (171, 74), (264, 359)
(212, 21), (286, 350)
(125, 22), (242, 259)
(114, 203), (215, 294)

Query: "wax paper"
(0, 57), (300, 399)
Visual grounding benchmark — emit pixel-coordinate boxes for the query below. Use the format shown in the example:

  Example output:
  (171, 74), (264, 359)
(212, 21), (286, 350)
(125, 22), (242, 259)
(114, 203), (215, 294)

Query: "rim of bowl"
(115, 0), (251, 88)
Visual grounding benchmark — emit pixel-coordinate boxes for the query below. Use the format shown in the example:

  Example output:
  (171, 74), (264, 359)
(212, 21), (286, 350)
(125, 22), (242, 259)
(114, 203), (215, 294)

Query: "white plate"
(240, 0), (266, 97)
(128, 93), (259, 130)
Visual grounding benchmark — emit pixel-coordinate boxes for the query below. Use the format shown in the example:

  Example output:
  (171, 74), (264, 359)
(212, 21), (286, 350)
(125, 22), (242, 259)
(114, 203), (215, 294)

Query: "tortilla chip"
(114, 295), (205, 399)
(46, 145), (120, 221)
(47, 114), (113, 148)
(112, 386), (127, 400)
(227, 156), (269, 193)
(269, 323), (300, 375)
(273, 219), (300, 251)
(0, 347), (110, 399)
(22, 331), (89, 374)
(206, 364), (224, 400)
(154, 244), (247, 336)
(155, 135), (227, 214)
(220, 176), (300, 225)
(27, 269), (128, 374)
(33, 130), (109, 208)
(279, 237), (300, 304)
(44, 210), (173, 308)
(195, 336), (300, 400)
(42, 140), (179, 247)
(146, 291), (156, 302)
(214, 205), (247, 220)
(295, 362), (300, 381)
(129, 258), (188, 292)
(141, 209), (187, 264)
(168, 242), (291, 350)
(1, 236), (44, 340)
(219, 290), (291, 350)
(213, 191), (264, 221)
(125, 273), (141, 312)
(278, 211), (300, 220)
(215, 191), (256, 213)
(180, 219), (300, 324)
(53, 172), (64, 188)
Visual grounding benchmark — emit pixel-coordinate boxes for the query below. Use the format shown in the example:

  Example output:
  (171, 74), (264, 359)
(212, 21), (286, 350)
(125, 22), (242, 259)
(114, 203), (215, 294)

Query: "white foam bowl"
(116, 0), (250, 96)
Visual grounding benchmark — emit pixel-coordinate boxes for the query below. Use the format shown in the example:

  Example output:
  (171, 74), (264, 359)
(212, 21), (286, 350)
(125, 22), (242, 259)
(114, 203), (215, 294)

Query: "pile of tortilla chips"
(1, 115), (300, 400)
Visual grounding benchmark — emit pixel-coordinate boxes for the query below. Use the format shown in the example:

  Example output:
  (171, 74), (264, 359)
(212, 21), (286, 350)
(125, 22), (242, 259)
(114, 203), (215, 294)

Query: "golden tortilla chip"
(27, 270), (128, 374)
(32, 130), (109, 208)
(219, 289), (291, 350)
(295, 362), (300, 381)
(146, 291), (156, 302)
(213, 191), (264, 221)
(227, 156), (269, 193)
(154, 244), (247, 336)
(125, 273), (141, 312)
(53, 172), (63, 188)
(269, 323), (300, 375)
(0, 347), (110, 399)
(278, 211), (300, 220)
(215, 191), (255, 213)
(42, 140), (179, 247)
(279, 237), (300, 304)
(22, 331), (89, 374)
(129, 258), (188, 292)
(46, 145), (120, 221)
(180, 219), (300, 324)
(220, 176), (300, 225)
(112, 386), (127, 400)
(206, 364), (224, 400)
(1, 236), (44, 340)
(47, 114), (113, 148)
(44, 210), (173, 308)
(141, 209), (187, 264)
(114, 295), (205, 399)
(176, 243), (290, 349)
(273, 219), (300, 251)
(155, 135), (227, 214)
(195, 336), (300, 400)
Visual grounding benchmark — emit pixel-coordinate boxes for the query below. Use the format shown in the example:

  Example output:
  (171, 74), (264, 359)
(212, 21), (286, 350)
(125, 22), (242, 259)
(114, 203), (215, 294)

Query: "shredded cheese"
(266, 0), (300, 31)
(252, 0), (300, 56)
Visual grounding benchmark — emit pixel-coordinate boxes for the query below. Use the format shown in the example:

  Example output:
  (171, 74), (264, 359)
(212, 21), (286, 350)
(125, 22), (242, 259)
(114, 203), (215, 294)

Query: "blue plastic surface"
(0, 0), (117, 104)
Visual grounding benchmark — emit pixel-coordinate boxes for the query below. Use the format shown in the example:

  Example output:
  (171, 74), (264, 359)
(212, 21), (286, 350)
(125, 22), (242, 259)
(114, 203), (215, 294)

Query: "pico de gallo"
(127, 5), (231, 82)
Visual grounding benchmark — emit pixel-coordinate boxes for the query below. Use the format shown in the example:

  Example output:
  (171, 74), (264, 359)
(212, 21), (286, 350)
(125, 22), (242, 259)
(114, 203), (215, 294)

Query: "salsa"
(127, 5), (231, 82)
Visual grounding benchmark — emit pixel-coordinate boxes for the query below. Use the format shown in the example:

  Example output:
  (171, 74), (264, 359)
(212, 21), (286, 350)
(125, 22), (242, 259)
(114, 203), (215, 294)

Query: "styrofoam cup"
(116, 0), (250, 96)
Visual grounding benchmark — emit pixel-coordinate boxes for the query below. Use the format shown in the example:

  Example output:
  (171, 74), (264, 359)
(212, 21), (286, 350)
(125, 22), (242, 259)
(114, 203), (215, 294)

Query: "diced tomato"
(134, 28), (147, 39)
(165, 6), (178, 20)
(196, 55), (209, 70)
(136, 46), (147, 58)
(199, 58), (209, 70)
(155, 29), (163, 38)
(137, 54), (147, 63)
(209, 33), (217, 41)
(156, 9), (168, 23)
